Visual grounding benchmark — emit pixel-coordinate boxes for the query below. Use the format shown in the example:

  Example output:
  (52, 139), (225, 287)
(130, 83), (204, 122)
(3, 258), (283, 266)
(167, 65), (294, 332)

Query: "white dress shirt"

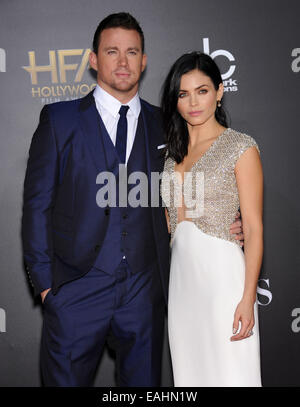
(93, 84), (141, 165)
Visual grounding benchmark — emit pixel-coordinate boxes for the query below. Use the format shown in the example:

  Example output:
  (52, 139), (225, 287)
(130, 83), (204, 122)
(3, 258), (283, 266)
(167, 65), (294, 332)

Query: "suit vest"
(93, 111), (156, 274)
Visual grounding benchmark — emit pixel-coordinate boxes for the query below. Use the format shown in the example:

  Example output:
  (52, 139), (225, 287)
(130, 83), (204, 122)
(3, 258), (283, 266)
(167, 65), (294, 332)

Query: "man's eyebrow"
(103, 46), (118, 51)
(179, 84), (209, 92)
(103, 46), (141, 52)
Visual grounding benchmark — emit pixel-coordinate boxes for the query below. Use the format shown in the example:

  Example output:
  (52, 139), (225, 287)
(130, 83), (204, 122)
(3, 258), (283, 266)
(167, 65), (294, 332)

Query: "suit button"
(104, 208), (110, 216)
(122, 231), (128, 237)
(94, 244), (101, 252)
(122, 214), (128, 219)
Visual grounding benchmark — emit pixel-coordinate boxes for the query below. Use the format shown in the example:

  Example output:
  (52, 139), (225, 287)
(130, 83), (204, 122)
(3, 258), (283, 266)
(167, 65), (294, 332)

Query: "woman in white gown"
(160, 52), (263, 387)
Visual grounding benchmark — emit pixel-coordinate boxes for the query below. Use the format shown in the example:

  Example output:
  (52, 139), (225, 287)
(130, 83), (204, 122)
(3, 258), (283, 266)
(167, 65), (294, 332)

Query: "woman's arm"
(231, 146), (263, 341)
(165, 208), (171, 234)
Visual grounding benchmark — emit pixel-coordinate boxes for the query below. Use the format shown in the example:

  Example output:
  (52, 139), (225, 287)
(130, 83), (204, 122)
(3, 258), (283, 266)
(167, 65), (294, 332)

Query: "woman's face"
(177, 69), (223, 128)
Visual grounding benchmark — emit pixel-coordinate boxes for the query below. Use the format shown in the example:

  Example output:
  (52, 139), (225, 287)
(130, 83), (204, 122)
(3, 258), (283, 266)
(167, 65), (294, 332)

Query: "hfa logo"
(22, 49), (96, 103)
(202, 38), (238, 92)
(0, 48), (6, 72)
(0, 308), (6, 333)
(291, 48), (300, 73)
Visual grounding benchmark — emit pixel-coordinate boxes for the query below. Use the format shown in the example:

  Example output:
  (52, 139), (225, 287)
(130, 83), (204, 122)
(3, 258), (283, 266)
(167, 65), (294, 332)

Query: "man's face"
(89, 27), (147, 102)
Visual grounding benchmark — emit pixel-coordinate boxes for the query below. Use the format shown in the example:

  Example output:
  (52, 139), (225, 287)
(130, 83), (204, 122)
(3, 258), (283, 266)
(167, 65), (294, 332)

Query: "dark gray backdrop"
(0, 0), (299, 387)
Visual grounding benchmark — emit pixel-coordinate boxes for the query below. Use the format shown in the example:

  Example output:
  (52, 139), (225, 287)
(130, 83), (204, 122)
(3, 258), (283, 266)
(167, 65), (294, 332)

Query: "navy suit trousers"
(40, 260), (165, 386)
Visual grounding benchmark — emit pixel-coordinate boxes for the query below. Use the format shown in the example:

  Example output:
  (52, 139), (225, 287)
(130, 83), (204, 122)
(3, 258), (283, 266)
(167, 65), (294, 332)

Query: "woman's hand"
(230, 298), (255, 341)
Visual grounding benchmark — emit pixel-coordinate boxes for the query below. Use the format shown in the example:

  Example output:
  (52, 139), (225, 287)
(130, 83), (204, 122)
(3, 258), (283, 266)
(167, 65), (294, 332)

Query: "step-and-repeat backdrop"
(0, 0), (299, 386)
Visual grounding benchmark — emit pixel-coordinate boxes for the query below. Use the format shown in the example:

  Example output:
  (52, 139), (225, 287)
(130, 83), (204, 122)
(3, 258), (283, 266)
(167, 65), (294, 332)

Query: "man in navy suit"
(22, 12), (243, 387)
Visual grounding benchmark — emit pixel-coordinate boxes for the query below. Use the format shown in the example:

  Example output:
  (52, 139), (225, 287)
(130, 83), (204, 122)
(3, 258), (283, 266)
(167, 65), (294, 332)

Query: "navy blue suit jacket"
(22, 91), (170, 301)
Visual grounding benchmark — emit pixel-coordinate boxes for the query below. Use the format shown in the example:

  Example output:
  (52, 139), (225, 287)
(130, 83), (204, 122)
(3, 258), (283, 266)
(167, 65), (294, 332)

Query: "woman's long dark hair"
(161, 52), (228, 163)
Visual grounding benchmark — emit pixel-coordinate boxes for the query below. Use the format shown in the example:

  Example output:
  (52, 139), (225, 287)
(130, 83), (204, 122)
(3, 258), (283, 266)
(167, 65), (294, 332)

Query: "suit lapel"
(126, 113), (144, 173)
(140, 100), (165, 175)
(78, 91), (107, 175)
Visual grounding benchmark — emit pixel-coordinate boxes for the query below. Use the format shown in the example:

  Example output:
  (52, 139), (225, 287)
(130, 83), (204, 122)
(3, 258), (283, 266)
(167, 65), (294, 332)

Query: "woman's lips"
(188, 110), (203, 117)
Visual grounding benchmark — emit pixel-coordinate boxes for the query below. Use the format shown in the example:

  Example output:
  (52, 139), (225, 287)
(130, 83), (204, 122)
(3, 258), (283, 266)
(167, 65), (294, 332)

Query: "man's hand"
(230, 211), (244, 246)
(41, 288), (51, 304)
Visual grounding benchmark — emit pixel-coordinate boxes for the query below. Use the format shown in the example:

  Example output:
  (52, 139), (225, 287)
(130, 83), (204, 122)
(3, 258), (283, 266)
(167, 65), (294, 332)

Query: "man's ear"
(89, 52), (98, 71)
(141, 53), (147, 72)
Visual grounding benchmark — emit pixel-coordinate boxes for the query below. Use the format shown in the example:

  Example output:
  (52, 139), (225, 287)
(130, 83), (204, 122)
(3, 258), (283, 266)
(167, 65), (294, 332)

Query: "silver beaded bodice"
(160, 128), (260, 245)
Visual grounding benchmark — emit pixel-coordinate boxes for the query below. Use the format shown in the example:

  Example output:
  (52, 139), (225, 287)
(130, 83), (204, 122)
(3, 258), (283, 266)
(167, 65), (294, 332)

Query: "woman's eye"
(178, 93), (187, 98)
(199, 89), (208, 94)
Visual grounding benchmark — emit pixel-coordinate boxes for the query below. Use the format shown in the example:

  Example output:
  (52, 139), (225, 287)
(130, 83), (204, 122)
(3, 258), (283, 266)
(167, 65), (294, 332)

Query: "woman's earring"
(217, 100), (222, 108)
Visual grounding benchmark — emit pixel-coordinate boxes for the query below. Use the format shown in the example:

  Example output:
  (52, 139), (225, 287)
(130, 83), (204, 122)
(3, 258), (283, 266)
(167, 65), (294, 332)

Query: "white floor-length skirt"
(168, 221), (262, 387)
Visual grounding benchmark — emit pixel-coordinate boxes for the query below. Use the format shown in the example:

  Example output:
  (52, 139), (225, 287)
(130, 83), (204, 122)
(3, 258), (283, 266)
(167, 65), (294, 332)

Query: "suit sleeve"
(22, 105), (58, 297)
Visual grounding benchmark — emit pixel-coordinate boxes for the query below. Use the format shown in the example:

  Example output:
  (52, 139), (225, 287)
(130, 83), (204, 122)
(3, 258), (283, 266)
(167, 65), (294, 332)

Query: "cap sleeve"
(234, 134), (260, 166)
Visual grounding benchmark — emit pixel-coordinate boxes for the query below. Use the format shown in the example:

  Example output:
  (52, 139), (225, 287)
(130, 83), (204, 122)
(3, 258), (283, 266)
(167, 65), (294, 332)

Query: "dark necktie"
(115, 105), (129, 164)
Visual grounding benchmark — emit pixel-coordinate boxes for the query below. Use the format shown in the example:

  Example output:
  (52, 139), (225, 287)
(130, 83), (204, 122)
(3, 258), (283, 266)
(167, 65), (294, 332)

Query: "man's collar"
(93, 84), (141, 118)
